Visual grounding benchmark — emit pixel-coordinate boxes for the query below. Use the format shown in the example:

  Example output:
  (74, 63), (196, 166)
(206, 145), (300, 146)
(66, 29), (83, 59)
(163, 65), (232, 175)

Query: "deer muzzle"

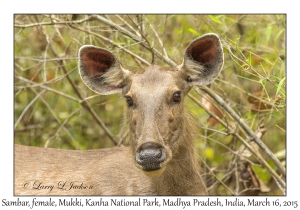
(136, 142), (166, 176)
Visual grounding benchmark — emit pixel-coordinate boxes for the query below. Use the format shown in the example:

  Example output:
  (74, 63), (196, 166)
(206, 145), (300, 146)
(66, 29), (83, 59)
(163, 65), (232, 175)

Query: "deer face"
(124, 65), (189, 176)
(78, 33), (223, 177)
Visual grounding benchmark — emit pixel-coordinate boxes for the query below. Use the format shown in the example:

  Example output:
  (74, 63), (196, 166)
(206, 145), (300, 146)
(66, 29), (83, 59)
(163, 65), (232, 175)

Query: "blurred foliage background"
(14, 14), (286, 196)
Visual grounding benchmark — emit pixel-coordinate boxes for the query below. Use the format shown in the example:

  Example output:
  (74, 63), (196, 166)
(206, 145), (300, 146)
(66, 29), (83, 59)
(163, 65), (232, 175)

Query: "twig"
(126, 15), (155, 64)
(145, 16), (169, 60)
(117, 129), (130, 147)
(44, 107), (81, 148)
(14, 56), (74, 62)
(14, 124), (42, 132)
(42, 28), (54, 82)
(29, 87), (80, 149)
(115, 15), (141, 37)
(14, 15), (93, 28)
(235, 162), (239, 195)
(14, 89), (46, 129)
(199, 155), (236, 195)
(15, 75), (81, 103)
(136, 15), (144, 35)
(207, 168), (236, 192)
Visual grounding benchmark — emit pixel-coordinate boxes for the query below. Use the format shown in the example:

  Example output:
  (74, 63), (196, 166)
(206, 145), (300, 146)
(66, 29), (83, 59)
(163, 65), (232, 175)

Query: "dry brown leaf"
(47, 72), (55, 81)
(248, 91), (272, 112)
(29, 27), (47, 51)
(258, 177), (271, 192)
(248, 91), (283, 113)
(29, 73), (40, 83)
(256, 123), (267, 139)
(202, 94), (223, 126)
(252, 55), (263, 65)
(247, 164), (259, 188)
(239, 141), (260, 161)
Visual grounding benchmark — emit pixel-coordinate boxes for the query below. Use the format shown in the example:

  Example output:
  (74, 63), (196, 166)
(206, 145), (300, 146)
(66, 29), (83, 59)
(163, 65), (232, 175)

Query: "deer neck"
(151, 117), (207, 195)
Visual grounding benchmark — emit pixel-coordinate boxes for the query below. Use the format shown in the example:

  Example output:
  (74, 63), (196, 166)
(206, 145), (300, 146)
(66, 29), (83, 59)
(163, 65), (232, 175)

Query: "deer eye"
(125, 96), (134, 106)
(172, 91), (182, 103)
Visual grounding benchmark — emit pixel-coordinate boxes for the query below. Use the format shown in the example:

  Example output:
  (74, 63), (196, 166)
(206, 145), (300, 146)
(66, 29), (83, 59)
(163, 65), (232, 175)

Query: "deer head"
(78, 33), (223, 177)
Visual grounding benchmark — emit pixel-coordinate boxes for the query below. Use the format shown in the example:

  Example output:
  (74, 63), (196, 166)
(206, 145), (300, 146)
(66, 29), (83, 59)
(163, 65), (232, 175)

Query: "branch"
(14, 15), (93, 28)
(29, 88), (80, 149)
(14, 89), (46, 129)
(115, 15), (141, 37)
(126, 15), (155, 64)
(15, 75), (81, 103)
(44, 107), (81, 148)
(200, 86), (286, 177)
(144, 16), (169, 61)
(188, 93), (286, 190)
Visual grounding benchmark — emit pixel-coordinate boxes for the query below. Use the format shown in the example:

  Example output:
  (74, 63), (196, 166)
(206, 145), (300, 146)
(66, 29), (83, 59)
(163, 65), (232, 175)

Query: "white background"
(1, 1), (298, 209)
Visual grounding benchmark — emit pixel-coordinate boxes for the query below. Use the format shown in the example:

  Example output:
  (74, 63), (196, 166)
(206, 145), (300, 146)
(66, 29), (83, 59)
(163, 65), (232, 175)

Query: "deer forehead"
(129, 66), (182, 100)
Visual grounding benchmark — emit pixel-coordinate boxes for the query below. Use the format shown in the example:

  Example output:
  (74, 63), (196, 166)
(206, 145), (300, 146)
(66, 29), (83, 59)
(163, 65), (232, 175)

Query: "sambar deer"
(15, 33), (223, 195)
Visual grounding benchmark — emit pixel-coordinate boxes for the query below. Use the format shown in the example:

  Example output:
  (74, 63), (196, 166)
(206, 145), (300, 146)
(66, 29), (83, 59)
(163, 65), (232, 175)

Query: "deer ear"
(179, 33), (223, 86)
(78, 45), (131, 95)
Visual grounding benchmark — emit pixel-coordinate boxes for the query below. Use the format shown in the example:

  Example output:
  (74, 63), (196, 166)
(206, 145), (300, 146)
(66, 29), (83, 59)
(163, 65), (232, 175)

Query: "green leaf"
(252, 165), (272, 184)
(113, 42), (125, 45)
(188, 28), (201, 36)
(276, 77), (286, 96)
(209, 15), (222, 24)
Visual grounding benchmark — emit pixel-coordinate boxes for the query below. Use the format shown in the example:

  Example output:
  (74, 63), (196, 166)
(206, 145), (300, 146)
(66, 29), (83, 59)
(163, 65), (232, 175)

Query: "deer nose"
(136, 142), (165, 171)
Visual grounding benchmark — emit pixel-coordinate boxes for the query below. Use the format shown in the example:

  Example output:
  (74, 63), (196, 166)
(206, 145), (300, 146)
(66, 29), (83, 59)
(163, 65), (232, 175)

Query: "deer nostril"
(136, 143), (165, 171)
(139, 149), (162, 160)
